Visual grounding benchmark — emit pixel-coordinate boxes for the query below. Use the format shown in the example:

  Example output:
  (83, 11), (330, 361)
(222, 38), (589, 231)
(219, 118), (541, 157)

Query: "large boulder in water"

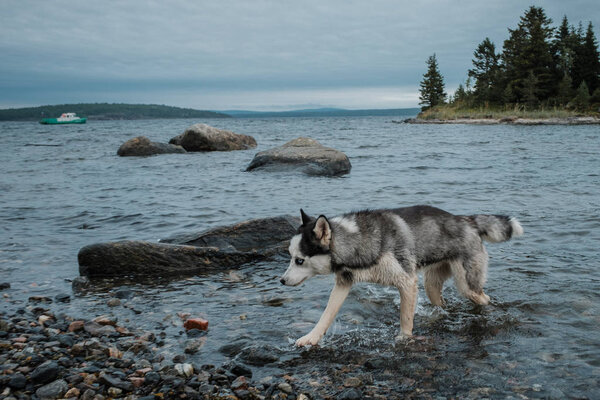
(246, 137), (351, 176)
(117, 136), (186, 156)
(78, 215), (300, 277)
(169, 123), (257, 152)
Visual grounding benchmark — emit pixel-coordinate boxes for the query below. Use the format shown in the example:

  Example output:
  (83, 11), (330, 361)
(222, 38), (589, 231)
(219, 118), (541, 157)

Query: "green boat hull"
(40, 117), (87, 125)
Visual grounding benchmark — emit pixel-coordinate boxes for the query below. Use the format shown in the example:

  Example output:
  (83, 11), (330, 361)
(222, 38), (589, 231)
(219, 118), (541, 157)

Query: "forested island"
(0, 103), (230, 121)
(417, 6), (600, 122)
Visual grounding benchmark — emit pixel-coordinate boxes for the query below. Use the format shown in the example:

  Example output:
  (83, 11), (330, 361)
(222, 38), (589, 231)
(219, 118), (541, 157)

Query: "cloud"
(1, 0), (599, 109)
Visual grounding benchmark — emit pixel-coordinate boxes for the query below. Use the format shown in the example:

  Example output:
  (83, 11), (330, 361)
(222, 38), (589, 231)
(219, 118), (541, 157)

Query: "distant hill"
(0, 103), (230, 121)
(222, 107), (420, 118)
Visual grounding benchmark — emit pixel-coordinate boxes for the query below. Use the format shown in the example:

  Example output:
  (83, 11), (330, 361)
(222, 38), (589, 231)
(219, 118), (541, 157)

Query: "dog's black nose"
(280, 278), (286, 285)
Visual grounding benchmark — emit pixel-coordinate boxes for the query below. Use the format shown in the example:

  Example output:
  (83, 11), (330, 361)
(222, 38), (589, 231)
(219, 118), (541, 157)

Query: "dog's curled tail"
(471, 214), (524, 243)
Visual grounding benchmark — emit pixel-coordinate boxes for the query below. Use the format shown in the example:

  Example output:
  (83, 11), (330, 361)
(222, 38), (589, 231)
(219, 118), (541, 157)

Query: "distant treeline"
(0, 103), (230, 121)
(419, 6), (600, 111)
(226, 108), (420, 118)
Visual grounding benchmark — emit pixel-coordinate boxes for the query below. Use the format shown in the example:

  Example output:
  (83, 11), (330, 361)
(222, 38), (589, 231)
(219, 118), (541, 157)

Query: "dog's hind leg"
(424, 262), (451, 307)
(449, 252), (490, 305)
(295, 283), (351, 347)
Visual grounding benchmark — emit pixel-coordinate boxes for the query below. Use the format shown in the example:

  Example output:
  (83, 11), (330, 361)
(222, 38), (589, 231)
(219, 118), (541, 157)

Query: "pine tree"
(524, 70), (539, 108)
(556, 73), (574, 105)
(571, 81), (590, 110)
(419, 54), (447, 110)
(453, 83), (467, 105)
(579, 23), (600, 92)
(468, 38), (502, 104)
(591, 87), (600, 105)
(554, 16), (576, 82)
(502, 6), (556, 103)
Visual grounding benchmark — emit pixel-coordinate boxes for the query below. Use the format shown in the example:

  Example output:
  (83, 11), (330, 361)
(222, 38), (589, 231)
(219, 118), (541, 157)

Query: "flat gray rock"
(169, 123), (257, 151)
(246, 137), (351, 176)
(78, 215), (300, 277)
(117, 136), (186, 156)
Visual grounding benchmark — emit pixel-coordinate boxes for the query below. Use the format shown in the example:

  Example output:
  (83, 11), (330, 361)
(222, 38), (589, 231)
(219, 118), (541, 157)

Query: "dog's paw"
(295, 332), (322, 347)
(394, 332), (413, 343)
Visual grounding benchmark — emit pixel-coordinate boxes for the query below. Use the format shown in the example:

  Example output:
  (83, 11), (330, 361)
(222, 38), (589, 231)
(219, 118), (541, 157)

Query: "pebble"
(54, 293), (70, 303)
(344, 377), (362, 387)
(64, 387), (80, 398)
(336, 388), (362, 400)
(8, 372), (26, 389)
(107, 387), (122, 397)
(114, 288), (134, 299)
(68, 320), (85, 332)
(231, 376), (249, 391)
(175, 363), (194, 378)
(71, 276), (90, 291)
(107, 298), (121, 307)
(84, 321), (116, 336)
(230, 363), (253, 378)
(35, 379), (68, 399)
(30, 360), (60, 384)
(278, 382), (294, 394)
(183, 318), (209, 331)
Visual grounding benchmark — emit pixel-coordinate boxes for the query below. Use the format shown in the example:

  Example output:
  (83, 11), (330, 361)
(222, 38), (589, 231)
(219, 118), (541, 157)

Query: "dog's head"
(280, 209), (333, 286)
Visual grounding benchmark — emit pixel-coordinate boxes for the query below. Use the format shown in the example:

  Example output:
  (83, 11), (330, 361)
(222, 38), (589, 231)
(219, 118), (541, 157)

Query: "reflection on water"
(1, 117), (599, 397)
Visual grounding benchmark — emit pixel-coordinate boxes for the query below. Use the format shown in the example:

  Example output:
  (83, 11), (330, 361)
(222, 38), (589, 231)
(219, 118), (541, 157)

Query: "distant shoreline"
(405, 116), (600, 125)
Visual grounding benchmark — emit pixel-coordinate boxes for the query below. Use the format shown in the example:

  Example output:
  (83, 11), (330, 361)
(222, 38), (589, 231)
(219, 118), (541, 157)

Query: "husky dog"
(280, 205), (523, 346)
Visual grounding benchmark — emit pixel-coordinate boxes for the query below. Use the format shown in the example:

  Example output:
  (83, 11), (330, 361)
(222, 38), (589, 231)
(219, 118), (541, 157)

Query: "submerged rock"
(117, 136), (186, 156)
(169, 123), (257, 152)
(238, 344), (281, 366)
(78, 215), (299, 277)
(246, 137), (351, 176)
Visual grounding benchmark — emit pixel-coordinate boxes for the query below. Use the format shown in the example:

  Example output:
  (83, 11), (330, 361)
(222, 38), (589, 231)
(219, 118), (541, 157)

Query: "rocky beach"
(404, 116), (600, 125)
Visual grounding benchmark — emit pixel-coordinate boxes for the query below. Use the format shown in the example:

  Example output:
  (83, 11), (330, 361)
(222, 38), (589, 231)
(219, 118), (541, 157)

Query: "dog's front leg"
(296, 283), (351, 347)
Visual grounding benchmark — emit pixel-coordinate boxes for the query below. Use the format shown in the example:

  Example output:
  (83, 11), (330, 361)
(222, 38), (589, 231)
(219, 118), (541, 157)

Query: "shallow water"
(1, 116), (599, 397)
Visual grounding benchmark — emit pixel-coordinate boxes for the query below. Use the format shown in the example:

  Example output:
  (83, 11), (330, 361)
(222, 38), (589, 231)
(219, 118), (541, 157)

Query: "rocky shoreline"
(0, 303), (315, 400)
(404, 116), (600, 125)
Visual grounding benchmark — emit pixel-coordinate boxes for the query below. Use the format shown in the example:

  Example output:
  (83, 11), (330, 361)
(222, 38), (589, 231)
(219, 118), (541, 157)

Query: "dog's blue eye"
(295, 258), (304, 265)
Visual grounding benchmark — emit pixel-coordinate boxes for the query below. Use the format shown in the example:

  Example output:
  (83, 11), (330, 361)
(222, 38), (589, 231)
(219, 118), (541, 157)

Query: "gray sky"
(1, 0), (599, 110)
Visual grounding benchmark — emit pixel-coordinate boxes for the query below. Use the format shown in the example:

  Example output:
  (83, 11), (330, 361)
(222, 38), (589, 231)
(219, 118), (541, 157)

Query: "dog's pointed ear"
(300, 209), (312, 226)
(313, 215), (331, 248)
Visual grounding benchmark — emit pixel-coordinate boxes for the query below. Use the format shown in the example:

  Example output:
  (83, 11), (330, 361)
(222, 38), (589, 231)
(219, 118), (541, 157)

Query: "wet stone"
(238, 344), (280, 366)
(344, 377), (362, 387)
(184, 338), (205, 354)
(186, 328), (207, 338)
(54, 293), (70, 303)
(231, 376), (249, 391)
(219, 339), (251, 356)
(68, 320), (84, 332)
(278, 382), (293, 394)
(29, 295), (52, 303)
(8, 372), (26, 389)
(71, 276), (90, 292)
(84, 321), (116, 337)
(336, 388), (362, 400)
(144, 371), (160, 385)
(230, 363), (253, 378)
(99, 374), (133, 391)
(35, 378), (68, 399)
(30, 360), (60, 384)
(107, 298), (121, 307)
(114, 288), (134, 299)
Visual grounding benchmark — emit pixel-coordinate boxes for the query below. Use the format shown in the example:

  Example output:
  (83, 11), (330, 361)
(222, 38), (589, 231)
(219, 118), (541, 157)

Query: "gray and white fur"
(280, 205), (523, 346)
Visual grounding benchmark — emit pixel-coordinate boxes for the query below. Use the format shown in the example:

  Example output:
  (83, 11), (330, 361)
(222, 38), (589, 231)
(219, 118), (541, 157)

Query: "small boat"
(40, 113), (87, 124)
